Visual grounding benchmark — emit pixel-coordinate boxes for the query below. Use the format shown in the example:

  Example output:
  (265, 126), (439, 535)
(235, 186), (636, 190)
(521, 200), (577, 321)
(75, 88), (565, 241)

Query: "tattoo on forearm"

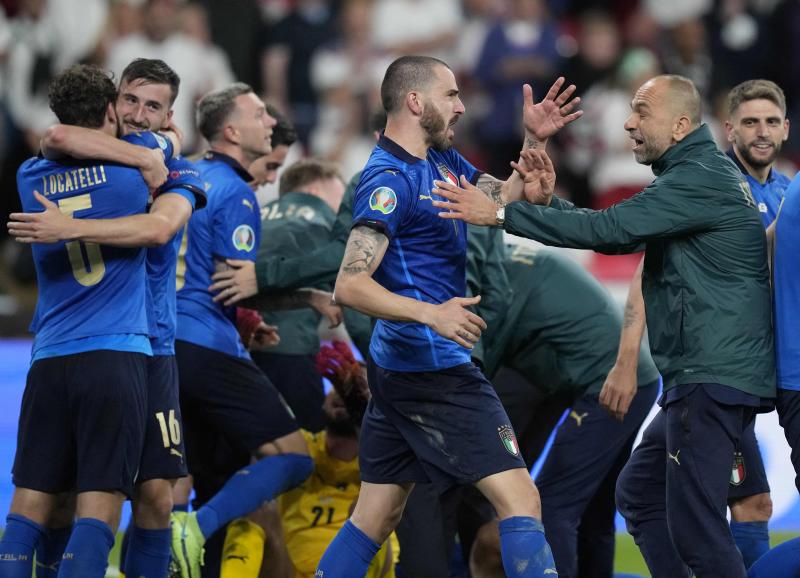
(622, 298), (640, 329)
(476, 175), (505, 206)
(341, 226), (388, 275)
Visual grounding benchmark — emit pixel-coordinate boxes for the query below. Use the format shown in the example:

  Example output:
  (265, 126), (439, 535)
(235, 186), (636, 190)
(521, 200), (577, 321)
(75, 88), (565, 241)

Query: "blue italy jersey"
(146, 156), (206, 355)
(773, 172), (800, 391)
(352, 135), (481, 371)
(19, 131), (170, 360)
(728, 150), (790, 226)
(176, 152), (260, 358)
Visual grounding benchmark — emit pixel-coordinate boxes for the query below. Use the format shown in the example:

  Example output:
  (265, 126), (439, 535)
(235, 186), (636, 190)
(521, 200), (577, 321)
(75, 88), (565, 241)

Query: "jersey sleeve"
(158, 157), (207, 210)
(351, 169), (413, 240)
(211, 182), (261, 261)
(121, 131), (174, 161)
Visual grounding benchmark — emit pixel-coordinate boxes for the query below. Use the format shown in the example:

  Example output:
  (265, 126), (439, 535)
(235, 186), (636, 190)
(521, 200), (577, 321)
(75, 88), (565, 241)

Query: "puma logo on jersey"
(170, 448), (184, 459)
(569, 411), (589, 427)
(419, 194), (433, 201)
(668, 450), (681, 466)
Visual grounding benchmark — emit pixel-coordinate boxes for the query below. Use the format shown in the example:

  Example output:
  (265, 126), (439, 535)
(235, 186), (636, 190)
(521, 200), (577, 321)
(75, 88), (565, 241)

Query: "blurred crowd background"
(0, 0), (798, 334)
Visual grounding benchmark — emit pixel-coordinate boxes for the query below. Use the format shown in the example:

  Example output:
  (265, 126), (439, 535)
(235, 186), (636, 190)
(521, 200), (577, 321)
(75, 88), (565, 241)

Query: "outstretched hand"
(432, 176), (499, 226)
(7, 190), (71, 243)
(523, 77), (583, 142)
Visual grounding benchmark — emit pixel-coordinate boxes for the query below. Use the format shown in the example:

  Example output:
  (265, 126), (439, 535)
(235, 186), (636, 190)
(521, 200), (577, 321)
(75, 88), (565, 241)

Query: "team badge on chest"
(437, 164), (458, 186)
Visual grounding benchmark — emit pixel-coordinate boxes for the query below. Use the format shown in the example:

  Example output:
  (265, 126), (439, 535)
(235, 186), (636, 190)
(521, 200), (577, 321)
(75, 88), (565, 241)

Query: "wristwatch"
(495, 205), (506, 228)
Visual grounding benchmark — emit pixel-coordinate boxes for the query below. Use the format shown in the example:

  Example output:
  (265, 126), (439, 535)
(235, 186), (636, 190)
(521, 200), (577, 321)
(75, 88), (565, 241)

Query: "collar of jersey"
(378, 133), (424, 165)
(203, 150), (254, 181)
(726, 148), (776, 184)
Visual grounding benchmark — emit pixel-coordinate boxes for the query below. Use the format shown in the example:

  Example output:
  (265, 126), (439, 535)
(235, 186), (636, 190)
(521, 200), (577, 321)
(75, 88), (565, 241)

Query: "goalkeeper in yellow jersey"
(220, 341), (396, 578)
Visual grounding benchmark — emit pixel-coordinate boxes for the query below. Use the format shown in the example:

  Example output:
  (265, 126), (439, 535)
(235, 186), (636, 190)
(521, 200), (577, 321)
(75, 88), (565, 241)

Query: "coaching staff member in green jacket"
(429, 74), (776, 578)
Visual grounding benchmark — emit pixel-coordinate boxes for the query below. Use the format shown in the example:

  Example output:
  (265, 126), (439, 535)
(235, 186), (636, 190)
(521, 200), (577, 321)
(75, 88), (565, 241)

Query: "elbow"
(145, 224), (174, 247)
(333, 275), (357, 308)
(43, 124), (66, 148)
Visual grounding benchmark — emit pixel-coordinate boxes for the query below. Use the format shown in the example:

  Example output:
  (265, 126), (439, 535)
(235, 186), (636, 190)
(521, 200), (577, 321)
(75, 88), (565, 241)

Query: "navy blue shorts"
(360, 361), (526, 489)
(727, 417), (771, 502)
(175, 340), (298, 472)
(137, 355), (188, 482)
(12, 350), (148, 497)
(250, 351), (325, 433)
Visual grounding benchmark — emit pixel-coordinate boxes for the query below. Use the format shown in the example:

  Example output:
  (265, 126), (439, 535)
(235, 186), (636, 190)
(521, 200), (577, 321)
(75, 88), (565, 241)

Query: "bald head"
(648, 75), (702, 127)
(625, 75), (702, 165)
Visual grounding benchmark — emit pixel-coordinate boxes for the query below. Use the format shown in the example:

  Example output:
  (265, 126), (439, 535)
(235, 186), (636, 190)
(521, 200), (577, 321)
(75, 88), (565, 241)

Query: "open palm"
(523, 77), (583, 141)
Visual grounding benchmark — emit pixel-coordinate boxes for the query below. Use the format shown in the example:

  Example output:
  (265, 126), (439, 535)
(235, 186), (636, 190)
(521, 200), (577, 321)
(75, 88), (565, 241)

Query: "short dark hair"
(196, 82), (253, 143)
(48, 64), (117, 128)
(380, 55), (450, 114)
(120, 58), (181, 105)
(266, 104), (298, 148)
(728, 79), (786, 117)
(279, 158), (343, 195)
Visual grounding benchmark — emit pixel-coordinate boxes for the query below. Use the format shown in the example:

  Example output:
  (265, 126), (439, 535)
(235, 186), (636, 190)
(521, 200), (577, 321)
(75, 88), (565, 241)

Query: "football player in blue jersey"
(8, 58), (208, 578)
(171, 83), (340, 578)
(314, 55), (582, 578)
(0, 64), (163, 578)
(746, 171), (800, 578)
(598, 79), (792, 571)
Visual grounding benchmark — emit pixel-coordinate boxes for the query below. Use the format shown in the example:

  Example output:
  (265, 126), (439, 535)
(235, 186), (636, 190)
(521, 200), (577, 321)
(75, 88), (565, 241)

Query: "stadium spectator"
(473, 0), (562, 178)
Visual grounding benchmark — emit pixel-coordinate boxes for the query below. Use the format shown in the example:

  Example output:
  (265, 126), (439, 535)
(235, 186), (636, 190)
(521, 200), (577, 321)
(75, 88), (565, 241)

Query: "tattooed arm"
(599, 257), (646, 420)
(334, 226), (487, 349)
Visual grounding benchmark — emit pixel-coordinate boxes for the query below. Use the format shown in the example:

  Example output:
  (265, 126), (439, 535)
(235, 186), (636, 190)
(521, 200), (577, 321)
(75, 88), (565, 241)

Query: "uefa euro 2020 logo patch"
(232, 224), (255, 252)
(369, 187), (397, 215)
(498, 424), (519, 457)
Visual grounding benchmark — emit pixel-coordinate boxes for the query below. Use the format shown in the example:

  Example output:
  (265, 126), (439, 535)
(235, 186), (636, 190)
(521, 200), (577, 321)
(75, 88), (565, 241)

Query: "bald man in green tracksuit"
(431, 74), (776, 578)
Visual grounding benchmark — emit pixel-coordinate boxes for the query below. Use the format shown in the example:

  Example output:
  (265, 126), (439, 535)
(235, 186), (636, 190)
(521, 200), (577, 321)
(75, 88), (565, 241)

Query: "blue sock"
(732, 521), (770, 568)
(172, 503), (189, 512)
(123, 526), (171, 578)
(749, 537), (800, 578)
(315, 519), (380, 578)
(498, 516), (557, 578)
(56, 518), (114, 578)
(196, 453), (312, 539)
(0, 514), (45, 578)
(35, 525), (72, 577)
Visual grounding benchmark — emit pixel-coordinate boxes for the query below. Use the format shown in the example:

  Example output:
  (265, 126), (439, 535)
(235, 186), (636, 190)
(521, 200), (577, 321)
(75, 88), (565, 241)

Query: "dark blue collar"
(726, 148), (775, 183)
(203, 150), (253, 181)
(378, 134), (424, 165)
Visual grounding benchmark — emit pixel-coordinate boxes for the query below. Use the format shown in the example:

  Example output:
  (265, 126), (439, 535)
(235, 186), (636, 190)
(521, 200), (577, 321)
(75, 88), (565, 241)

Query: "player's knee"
(469, 520), (504, 578)
(614, 465), (637, 518)
(731, 492), (773, 522)
(133, 480), (174, 526)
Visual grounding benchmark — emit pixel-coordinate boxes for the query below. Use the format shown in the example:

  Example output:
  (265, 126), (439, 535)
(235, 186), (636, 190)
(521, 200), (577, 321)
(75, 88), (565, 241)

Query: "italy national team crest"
(498, 425), (519, 457)
(437, 164), (458, 186)
(232, 224), (255, 252)
(731, 452), (746, 486)
(369, 187), (397, 214)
